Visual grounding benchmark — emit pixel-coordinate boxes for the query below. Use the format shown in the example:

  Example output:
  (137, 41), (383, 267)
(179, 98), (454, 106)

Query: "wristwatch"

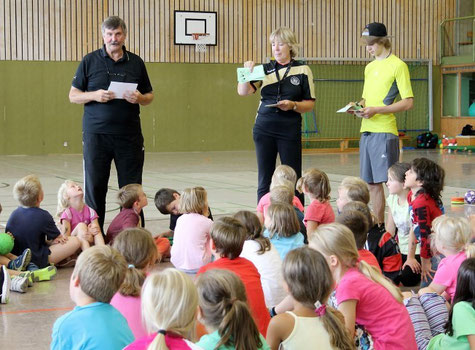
(293, 102), (298, 111)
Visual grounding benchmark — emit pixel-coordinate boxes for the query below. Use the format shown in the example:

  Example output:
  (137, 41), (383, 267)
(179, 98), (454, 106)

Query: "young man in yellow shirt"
(351, 22), (414, 224)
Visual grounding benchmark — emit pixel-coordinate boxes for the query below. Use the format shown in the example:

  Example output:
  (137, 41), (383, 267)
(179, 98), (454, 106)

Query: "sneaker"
(18, 271), (33, 287)
(31, 265), (57, 282)
(10, 275), (28, 293)
(7, 248), (31, 271)
(0, 265), (11, 303)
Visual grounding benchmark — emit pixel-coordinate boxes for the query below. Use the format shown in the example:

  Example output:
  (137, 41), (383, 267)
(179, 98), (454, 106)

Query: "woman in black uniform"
(238, 27), (315, 203)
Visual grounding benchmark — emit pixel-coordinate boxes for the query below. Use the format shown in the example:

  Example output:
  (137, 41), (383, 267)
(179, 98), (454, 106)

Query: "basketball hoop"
(192, 33), (209, 53)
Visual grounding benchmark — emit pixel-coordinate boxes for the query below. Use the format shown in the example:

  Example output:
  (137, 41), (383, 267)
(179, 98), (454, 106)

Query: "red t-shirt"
(407, 191), (443, 259)
(358, 249), (382, 273)
(106, 208), (139, 244)
(197, 257), (270, 337)
(303, 199), (335, 226)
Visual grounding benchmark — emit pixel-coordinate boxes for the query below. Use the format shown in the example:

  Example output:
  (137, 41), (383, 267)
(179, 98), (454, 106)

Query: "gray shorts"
(360, 132), (399, 184)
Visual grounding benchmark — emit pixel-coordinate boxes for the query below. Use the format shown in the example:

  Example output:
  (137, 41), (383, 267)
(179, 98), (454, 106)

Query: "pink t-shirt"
(432, 251), (467, 302)
(170, 213), (213, 271)
(336, 268), (417, 350)
(256, 192), (304, 217)
(303, 199), (335, 226)
(125, 332), (203, 350)
(60, 205), (98, 232)
(110, 292), (147, 339)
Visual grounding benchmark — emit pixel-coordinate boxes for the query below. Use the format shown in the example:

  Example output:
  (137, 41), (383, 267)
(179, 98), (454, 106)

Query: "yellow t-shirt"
(361, 54), (414, 136)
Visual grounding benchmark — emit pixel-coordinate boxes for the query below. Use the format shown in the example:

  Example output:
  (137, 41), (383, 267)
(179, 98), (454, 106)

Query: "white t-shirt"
(240, 240), (287, 307)
(386, 194), (420, 255)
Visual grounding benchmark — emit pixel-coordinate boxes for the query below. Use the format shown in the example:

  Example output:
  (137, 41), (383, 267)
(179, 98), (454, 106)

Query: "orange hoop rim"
(191, 33), (209, 40)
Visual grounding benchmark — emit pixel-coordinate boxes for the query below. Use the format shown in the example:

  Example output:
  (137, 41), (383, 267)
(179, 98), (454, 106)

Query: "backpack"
(416, 132), (438, 149)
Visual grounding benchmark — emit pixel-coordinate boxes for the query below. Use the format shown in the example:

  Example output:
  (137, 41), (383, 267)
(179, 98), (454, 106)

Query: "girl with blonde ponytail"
(309, 223), (417, 350)
(195, 269), (269, 350)
(110, 228), (159, 339)
(266, 246), (354, 350)
(125, 268), (201, 350)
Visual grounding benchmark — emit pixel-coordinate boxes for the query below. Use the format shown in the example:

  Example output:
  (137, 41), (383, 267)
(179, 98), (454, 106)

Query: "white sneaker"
(0, 265), (11, 303)
(10, 275), (28, 293)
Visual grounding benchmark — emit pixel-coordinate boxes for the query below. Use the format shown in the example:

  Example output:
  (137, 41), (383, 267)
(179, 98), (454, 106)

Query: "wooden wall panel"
(0, 0), (456, 63)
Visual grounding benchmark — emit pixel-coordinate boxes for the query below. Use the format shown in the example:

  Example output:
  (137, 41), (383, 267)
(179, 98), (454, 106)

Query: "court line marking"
(0, 306), (73, 315)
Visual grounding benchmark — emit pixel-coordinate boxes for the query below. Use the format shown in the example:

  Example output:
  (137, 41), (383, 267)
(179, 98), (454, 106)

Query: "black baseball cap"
(361, 22), (389, 45)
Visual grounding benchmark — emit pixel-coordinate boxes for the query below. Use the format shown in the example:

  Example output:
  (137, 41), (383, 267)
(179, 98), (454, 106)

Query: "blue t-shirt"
(51, 302), (134, 350)
(6, 206), (60, 268)
(263, 229), (305, 261)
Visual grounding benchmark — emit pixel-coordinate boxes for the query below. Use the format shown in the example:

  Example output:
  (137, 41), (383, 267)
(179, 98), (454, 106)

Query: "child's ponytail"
(196, 269), (262, 350)
(112, 228), (158, 296)
(319, 306), (354, 350)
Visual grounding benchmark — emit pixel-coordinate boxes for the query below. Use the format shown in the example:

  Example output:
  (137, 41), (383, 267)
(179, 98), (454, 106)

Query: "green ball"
(0, 233), (14, 255)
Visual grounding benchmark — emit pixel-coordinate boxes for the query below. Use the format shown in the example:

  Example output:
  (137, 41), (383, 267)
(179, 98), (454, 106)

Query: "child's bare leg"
(0, 256), (10, 266)
(49, 236), (81, 264)
(5, 253), (17, 260)
(72, 223), (91, 251)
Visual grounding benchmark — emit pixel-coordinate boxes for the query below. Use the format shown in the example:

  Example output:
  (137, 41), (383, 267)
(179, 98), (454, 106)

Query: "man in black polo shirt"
(69, 16), (153, 230)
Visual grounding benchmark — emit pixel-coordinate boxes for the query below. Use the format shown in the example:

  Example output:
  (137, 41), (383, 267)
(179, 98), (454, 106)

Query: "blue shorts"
(359, 132), (399, 184)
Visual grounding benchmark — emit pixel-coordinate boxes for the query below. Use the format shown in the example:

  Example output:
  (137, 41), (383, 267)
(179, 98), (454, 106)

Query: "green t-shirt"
(361, 54), (414, 136)
(428, 301), (475, 350)
(196, 330), (270, 350)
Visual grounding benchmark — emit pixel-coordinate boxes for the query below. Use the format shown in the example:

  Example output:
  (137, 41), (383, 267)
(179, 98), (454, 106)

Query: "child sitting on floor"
(125, 268), (201, 350)
(256, 165), (304, 224)
(154, 188), (213, 240)
(385, 162), (421, 286)
(110, 228), (159, 339)
(57, 180), (105, 250)
(266, 247), (354, 350)
(234, 210), (286, 307)
(296, 168), (334, 233)
(263, 203), (305, 261)
(196, 269), (270, 349)
(404, 157), (445, 286)
(309, 223), (417, 350)
(197, 217), (271, 337)
(336, 204), (381, 272)
(107, 184), (170, 258)
(6, 175), (80, 279)
(51, 245), (133, 349)
(170, 187), (213, 275)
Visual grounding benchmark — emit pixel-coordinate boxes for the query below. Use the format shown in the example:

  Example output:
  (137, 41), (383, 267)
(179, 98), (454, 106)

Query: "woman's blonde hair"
(270, 165), (297, 190)
(309, 223), (403, 303)
(142, 269), (198, 350)
(178, 186), (207, 215)
(112, 228), (159, 297)
(266, 203), (300, 238)
(56, 180), (77, 217)
(196, 269), (263, 350)
(233, 211), (270, 255)
(339, 177), (370, 204)
(432, 215), (475, 258)
(283, 247), (355, 350)
(269, 27), (299, 58)
(296, 168), (331, 202)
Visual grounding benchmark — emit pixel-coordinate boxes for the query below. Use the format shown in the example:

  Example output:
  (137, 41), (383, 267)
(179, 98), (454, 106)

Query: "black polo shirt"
(251, 60), (315, 141)
(72, 45), (153, 135)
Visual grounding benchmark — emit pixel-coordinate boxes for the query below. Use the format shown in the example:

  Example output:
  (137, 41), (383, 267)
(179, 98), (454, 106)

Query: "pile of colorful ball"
(439, 135), (457, 148)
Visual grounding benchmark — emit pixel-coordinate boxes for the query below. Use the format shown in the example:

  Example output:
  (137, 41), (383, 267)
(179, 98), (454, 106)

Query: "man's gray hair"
(102, 16), (127, 35)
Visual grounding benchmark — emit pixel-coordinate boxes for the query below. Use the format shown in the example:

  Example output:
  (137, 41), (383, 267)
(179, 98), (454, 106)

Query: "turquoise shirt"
(51, 302), (134, 350)
(196, 330), (270, 350)
(263, 228), (305, 261)
(428, 301), (475, 350)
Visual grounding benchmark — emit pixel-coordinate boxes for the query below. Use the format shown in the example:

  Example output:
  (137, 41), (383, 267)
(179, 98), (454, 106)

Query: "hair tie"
(158, 329), (167, 335)
(128, 264), (135, 269)
(314, 301), (326, 317)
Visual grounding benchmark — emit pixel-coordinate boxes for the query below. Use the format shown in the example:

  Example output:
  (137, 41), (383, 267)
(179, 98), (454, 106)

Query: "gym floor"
(0, 149), (473, 349)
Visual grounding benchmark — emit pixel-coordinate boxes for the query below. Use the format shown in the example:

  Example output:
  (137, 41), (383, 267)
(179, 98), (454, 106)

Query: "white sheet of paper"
(336, 103), (363, 113)
(108, 82), (138, 99)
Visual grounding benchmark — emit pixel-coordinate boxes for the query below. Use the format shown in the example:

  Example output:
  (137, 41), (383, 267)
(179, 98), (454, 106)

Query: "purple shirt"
(125, 333), (203, 350)
(106, 208), (140, 244)
(60, 205), (98, 232)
